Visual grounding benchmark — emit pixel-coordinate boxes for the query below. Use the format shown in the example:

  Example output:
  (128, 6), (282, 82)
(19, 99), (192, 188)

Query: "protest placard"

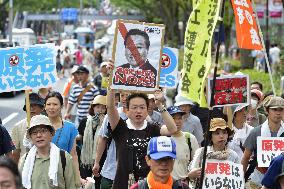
(159, 47), (178, 88)
(202, 160), (245, 189)
(0, 43), (57, 93)
(257, 137), (284, 167)
(181, 0), (221, 107)
(231, 0), (263, 50)
(110, 19), (165, 92)
(207, 75), (249, 107)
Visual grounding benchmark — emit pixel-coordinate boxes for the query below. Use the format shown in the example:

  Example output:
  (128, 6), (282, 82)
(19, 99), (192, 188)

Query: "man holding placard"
(241, 96), (284, 188)
(106, 84), (177, 188)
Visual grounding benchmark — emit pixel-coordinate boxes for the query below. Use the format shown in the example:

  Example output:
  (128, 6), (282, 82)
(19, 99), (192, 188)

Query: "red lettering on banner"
(219, 163), (231, 175)
(113, 67), (155, 87)
(206, 162), (218, 174)
(231, 78), (243, 89)
(262, 140), (274, 151)
(215, 91), (228, 104)
(229, 91), (243, 103)
(274, 140), (284, 151)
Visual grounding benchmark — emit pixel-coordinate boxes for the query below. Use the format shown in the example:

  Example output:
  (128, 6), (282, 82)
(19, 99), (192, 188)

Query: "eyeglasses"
(30, 128), (50, 136)
(129, 106), (147, 111)
(270, 108), (284, 112)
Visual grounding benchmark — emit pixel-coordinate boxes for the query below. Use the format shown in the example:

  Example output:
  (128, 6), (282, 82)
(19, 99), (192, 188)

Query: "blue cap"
(147, 136), (176, 160)
(167, 106), (186, 116)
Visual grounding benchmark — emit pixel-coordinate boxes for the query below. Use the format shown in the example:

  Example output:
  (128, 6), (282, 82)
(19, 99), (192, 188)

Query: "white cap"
(100, 62), (108, 68)
(174, 94), (194, 106)
(27, 115), (54, 134)
(71, 65), (79, 74)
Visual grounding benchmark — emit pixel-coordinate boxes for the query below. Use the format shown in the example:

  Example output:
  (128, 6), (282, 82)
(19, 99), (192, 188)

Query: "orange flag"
(231, 0), (263, 50)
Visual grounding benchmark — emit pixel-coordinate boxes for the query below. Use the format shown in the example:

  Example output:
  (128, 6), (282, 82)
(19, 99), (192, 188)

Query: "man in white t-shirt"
(167, 106), (199, 181)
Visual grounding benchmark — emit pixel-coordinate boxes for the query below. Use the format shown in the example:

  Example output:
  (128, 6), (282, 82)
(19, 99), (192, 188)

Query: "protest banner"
(110, 19), (165, 92)
(255, 0), (283, 18)
(0, 43), (57, 93)
(202, 160), (245, 189)
(257, 137), (284, 167)
(207, 75), (250, 107)
(231, 0), (263, 50)
(181, 0), (221, 107)
(159, 47), (178, 88)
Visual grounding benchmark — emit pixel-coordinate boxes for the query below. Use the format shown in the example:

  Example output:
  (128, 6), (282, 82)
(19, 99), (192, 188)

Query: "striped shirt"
(68, 82), (99, 121)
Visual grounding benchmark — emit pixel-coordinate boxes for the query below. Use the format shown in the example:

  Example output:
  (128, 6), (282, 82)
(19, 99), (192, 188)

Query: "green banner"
(181, 0), (221, 107)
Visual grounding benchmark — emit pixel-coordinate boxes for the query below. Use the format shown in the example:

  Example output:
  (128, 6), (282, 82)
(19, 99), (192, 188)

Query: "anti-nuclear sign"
(0, 43), (57, 92)
(159, 47), (178, 88)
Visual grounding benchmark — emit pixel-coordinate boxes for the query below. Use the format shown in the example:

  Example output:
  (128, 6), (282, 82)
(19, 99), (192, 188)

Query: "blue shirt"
(0, 125), (15, 155)
(262, 153), (284, 189)
(52, 121), (78, 153)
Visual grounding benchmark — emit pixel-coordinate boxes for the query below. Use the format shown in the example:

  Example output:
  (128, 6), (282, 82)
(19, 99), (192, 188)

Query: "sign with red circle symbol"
(161, 53), (171, 68)
(9, 55), (19, 66)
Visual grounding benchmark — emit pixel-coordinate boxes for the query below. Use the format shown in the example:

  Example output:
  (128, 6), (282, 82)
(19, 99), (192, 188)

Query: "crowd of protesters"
(0, 46), (284, 189)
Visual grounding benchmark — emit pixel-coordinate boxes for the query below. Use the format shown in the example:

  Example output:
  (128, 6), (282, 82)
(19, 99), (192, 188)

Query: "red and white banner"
(257, 137), (284, 167)
(207, 75), (250, 107)
(255, 0), (283, 18)
(202, 160), (245, 189)
(231, 0), (263, 50)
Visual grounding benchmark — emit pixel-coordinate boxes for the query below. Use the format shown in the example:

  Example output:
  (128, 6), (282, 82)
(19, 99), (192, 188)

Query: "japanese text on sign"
(207, 75), (249, 107)
(231, 0), (263, 50)
(181, 0), (221, 107)
(257, 137), (284, 167)
(111, 20), (165, 92)
(0, 44), (57, 93)
(203, 160), (245, 189)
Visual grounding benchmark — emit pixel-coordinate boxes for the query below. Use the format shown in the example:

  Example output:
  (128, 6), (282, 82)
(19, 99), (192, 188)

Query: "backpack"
(183, 132), (192, 161)
(25, 150), (66, 177)
(137, 179), (186, 189)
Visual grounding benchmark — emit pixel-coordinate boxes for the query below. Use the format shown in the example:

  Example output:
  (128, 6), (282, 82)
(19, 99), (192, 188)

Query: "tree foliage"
(111, 0), (196, 46)
(12, 0), (97, 12)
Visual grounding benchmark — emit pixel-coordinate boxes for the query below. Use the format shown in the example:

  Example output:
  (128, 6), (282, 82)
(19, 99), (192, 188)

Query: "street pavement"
(0, 77), (67, 133)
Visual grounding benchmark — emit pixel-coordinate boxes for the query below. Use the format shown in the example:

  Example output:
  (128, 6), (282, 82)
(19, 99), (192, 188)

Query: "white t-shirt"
(228, 123), (253, 157)
(171, 132), (199, 180)
(269, 47), (280, 64)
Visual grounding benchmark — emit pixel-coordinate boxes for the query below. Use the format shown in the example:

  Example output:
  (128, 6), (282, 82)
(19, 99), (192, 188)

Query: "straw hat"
(91, 95), (107, 106)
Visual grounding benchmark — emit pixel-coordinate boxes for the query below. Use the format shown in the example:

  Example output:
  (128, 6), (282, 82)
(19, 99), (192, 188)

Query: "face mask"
(251, 99), (258, 109)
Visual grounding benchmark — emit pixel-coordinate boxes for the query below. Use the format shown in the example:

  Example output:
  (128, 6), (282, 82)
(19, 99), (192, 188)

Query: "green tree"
(111, 0), (194, 47)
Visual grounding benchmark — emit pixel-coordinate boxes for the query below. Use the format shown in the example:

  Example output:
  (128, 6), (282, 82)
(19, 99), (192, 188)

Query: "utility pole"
(8, 0), (13, 46)
(80, 0), (83, 24)
(265, 0), (270, 73)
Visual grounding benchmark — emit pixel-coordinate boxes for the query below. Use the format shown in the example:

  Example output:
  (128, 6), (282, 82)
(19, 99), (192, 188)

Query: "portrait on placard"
(110, 20), (165, 92)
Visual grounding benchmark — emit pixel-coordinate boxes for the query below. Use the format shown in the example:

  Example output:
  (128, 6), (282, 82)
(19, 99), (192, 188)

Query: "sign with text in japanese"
(231, 0), (263, 50)
(0, 44), (57, 93)
(110, 19), (165, 92)
(202, 160), (245, 189)
(207, 75), (249, 107)
(181, 0), (221, 107)
(257, 137), (284, 167)
(159, 47), (178, 88)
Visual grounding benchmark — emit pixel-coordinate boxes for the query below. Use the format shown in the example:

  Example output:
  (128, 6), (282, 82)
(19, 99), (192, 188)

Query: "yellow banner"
(181, 0), (221, 107)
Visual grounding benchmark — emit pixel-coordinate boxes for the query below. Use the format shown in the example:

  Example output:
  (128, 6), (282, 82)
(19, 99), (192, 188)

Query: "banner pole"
(197, 0), (226, 188)
(252, 0), (276, 95)
(25, 90), (31, 128)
